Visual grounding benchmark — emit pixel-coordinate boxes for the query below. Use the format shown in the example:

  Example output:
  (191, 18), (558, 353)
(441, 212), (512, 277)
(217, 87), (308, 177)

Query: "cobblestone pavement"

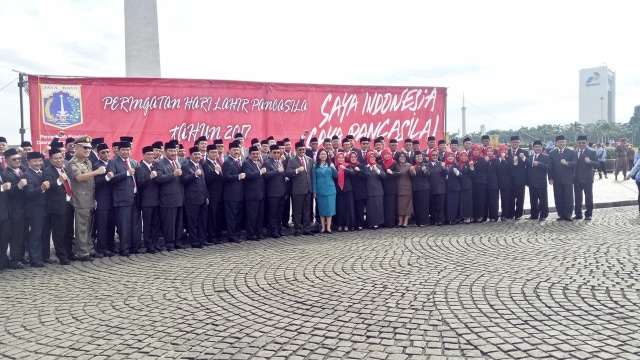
(1, 207), (640, 360)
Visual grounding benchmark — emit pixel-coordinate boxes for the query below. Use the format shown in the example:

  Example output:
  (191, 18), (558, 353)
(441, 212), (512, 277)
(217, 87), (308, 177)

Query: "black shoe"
(556, 217), (563, 221)
(564, 217), (574, 222)
(246, 236), (258, 241)
(119, 251), (130, 257)
(490, 219), (498, 222)
(539, 217), (547, 221)
(294, 231), (301, 236)
(175, 245), (184, 250)
(165, 247), (174, 252)
(191, 244), (203, 248)
(69, 254), (78, 261)
(59, 259), (71, 265)
(271, 234), (281, 239)
(526, 216), (538, 220)
(79, 256), (93, 262)
(9, 262), (25, 270)
(30, 262), (45, 268)
(514, 217), (522, 220)
(573, 216), (583, 220)
(92, 252), (104, 259)
(103, 251), (115, 257)
(303, 232), (314, 236)
(584, 216), (592, 221)
(146, 248), (158, 254)
(44, 258), (58, 264)
(228, 238), (242, 243)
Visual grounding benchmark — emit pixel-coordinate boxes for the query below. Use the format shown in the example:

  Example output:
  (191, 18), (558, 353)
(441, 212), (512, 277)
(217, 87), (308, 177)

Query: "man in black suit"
(526, 140), (550, 221)
(507, 135), (528, 220)
(281, 138), (293, 229)
(181, 146), (208, 248)
(203, 145), (224, 244)
(23, 152), (49, 267)
(437, 140), (447, 162)
(286, 141), (313, 236)
(106, 141), (140, 256)
(305, 137), (320, 162)
(222, 141), (245, 243)
(1, 148), (27, 269)
(89, 137), (103, 165)
(136, 146), (161, 253)
(242, 146), (266, 240)
(548, 135), (576, 221)
(93, 143), (116, 257)
(574, 135), (599, 220)
(264, 145), (286, 238)
(427, 150), (447, 225)
(153, 142), (185, 251)
(64, 137), (76, 161)
(43, 148), (75, 265)
(0, 136), (9, 172)
(354, 137), (370, 164)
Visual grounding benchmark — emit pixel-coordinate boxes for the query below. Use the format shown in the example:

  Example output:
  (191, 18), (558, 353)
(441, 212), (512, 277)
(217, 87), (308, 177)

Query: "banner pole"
(18, 73), (25, 143)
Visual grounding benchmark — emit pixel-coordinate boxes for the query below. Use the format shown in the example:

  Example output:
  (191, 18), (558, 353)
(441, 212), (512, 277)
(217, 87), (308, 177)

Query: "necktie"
(560, 148), (563, 156)
(18, 170), (23, 177)
(301, 157), (306, 171)
(1, 156), (5, 168)
(236, 158), (241, 168)
(150, 164), (153, 171)
(579, 150), (583, 159)
(534, 154), (537, 162)
(195, 164), (199, 171)
(255, 161), (260, 171)
(37, 170), (42, 177)
(60, 168), (72, 196)
(172, 160), (177, 170)
(124, 158), (136, 190)
(218, 156), (224, 165)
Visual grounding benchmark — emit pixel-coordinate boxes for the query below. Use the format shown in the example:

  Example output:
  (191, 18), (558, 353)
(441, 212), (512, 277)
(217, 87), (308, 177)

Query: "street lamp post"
(600, 96), (604, 121)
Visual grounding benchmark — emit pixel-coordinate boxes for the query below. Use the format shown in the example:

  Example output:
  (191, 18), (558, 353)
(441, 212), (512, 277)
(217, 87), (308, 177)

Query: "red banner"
(28, 75), (446, 156)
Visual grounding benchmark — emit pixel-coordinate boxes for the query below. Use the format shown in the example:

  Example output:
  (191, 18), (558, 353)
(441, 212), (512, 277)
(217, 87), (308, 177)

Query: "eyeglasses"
(83, 146), (92, 150)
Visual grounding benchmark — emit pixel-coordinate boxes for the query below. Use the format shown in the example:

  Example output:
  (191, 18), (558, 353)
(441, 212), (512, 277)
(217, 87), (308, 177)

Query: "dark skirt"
(472, 184), (487, 218)
(336, 191), (355, 227)
(446, 191), (460, 223)
(366, 196), (384, 226)
(383, 194), (397, 227)
(460, 189), (473, 218)
(413, 189), (430, 225)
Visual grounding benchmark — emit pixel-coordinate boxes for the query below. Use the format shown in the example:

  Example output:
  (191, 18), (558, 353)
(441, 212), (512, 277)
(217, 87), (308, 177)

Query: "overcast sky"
(1, 0), (639, 144)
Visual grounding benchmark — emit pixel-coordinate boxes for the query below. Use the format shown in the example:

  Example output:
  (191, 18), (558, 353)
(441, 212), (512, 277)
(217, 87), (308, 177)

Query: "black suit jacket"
(43, 165), (69, 214)
(241, 159), (265, 201)
(203, 158), (224, 202)
(527, 153), (550, 188)
(411, 163), (431, 192)
(154, 157), (184, 208)
(93, 160), (113, 210)
(507, 148), (528, 186)
(222, 156), (244, 202)
(135, 162), (159, 208)
(548, 147), (576, 185)
(2, 167), (26, 219)
(23, 168), (46, 218)
(427, 161), (446, 195)
(286, 155), (313, 195)
(574, 148), (598, 184)
(360, 164), (386, 196)
(263, 158), (286, 198)
(106, 156), (136, 207)
(181, 160), (207, 205)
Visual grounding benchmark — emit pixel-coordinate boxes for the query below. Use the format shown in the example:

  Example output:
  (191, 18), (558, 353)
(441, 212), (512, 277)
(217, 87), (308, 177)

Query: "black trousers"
(2, 216), (25, 263)
(472, 183), (487, 219)
(116, 205), (133, 254)
(574, 181), (593, 217)
(185, 203), (208, 246)
(42, 203), (74, 261)
(282, 187), (291, 226)
(224, 200), (243, 241)
(141, 206), (160, 250)
(266, 196), (284, 236)
(95, 208), (116, 254)
(160, 206), (184, 250)
(291, 193), (311, 233)
(528, 186), (549, 219)
(0, 220), (6, 268)
(553, 183), (574, 219)
(486, 189), (499, 220)
(499, 187), (512, 218)
(429, 193), (445, 225)
(383, 193), (397, 228)
(413, 189), (430, 225)
(353, 199), (366, 229)
(245, 199), (264, 238)
(509, 184), (526, 219)
(207, 199), (224, 241)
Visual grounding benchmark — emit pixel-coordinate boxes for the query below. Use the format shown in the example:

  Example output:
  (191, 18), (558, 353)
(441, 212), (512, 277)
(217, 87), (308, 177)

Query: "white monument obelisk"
(124, 0), (161, 77)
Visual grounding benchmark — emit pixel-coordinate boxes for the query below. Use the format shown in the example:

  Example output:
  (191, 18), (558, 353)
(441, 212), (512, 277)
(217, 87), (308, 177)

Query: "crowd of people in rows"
(0, 130), (637, 271)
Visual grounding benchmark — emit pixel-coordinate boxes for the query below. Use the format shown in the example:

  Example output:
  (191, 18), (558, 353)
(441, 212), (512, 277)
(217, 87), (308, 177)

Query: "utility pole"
(18, 73), (25, 143)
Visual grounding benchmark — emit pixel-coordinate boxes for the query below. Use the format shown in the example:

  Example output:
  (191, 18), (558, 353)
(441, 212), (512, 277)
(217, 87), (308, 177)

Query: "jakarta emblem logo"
(41, 84), (83, 129)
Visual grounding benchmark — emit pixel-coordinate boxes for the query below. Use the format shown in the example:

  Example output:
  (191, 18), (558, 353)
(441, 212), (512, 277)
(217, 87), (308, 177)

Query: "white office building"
(579, 66), (615, 124)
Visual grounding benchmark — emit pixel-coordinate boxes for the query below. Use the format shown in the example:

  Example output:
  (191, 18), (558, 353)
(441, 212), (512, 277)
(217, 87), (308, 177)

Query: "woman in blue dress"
(312, 149), (338, 233)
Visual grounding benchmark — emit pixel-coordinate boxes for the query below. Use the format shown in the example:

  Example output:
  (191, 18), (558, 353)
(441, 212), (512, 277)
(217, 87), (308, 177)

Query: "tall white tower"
(124, 0), (161, 77)
(579, 66), (615, 124)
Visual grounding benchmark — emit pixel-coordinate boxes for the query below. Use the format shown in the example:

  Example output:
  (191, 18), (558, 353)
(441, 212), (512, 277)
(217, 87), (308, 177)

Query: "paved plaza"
(1, 204), (640, 359)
